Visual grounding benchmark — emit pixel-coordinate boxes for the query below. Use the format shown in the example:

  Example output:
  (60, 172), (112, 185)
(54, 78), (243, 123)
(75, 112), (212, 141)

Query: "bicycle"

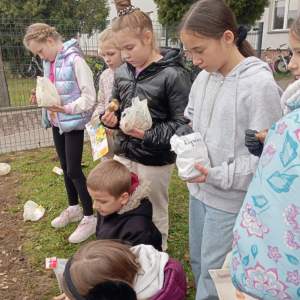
(86, 56), (108, 93)
(274, 44), (293, 75)
(262, 47), (274, 74)
(21, 55), (43, 78)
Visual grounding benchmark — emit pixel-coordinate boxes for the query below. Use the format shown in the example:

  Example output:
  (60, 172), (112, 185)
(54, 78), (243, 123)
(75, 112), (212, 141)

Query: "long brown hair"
(178, 0), (254, 58)
(62, 240), (140, 300)
(290, 14), (300, 42)
(23, 23), (61, 48)
(112, 0), (159, 52)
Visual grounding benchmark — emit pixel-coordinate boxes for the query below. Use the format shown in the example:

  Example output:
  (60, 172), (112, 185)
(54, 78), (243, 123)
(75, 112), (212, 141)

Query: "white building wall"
(260, 0), (300, 51)
(260, 5), (290, 50)
(107, 0), (159, 24)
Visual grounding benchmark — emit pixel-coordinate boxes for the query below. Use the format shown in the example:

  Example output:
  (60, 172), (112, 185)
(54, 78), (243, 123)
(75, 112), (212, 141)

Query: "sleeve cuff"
(205, 166), (224, 189)
(64, 104), (72, 115)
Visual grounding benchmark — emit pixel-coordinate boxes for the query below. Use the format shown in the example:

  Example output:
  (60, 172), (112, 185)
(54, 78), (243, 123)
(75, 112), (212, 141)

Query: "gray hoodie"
(184, 57), (283, 213)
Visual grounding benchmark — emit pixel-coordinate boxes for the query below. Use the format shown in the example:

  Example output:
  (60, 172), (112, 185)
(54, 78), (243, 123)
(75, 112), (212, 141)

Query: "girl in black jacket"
(101, 0), (191, 251)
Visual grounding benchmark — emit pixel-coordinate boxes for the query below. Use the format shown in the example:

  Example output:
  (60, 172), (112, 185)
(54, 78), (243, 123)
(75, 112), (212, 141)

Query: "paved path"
(276, 80), (290, 91)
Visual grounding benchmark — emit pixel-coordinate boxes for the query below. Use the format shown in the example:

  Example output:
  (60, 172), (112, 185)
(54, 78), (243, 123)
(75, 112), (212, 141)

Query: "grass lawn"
(274, 71), (293, 81)
(0, 143), (196, 299)
(6, 78), (37, 108)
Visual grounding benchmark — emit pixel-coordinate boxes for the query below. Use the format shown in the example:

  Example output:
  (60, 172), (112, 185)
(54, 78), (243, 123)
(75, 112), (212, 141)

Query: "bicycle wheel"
(21, 64), (37, 78)
(274, 58), (290, 75)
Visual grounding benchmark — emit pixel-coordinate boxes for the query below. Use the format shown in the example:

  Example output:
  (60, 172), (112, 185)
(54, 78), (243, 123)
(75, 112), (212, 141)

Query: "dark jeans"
(52, 126), (93, 216)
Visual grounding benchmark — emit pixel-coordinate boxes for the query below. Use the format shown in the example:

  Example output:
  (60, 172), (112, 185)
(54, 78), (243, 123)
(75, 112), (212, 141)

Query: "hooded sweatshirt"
(96, 179), (162, 251)
(131, 244), (169, 299)
(184, 56), (283, 213)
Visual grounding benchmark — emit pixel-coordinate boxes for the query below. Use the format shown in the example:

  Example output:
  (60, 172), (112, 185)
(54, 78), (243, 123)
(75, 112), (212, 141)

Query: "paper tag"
(45, 257), (57, 269)
(52, 167), (63, 176)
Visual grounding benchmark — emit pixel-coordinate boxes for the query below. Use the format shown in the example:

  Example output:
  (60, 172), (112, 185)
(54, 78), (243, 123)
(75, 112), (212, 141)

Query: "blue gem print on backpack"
(267, 172), (298, 193)
(280, 132), (298, 167)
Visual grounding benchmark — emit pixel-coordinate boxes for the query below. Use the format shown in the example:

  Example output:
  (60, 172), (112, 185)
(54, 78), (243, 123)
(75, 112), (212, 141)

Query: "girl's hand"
(53, 293), (69, 300)
(30, 95), (37, 105)
(45, 105), (66, 113)
(105, 128), (114, 136)
(120, 126), (145, 140)
(187, 163), (209, 183)
(101, 111), (118, 128)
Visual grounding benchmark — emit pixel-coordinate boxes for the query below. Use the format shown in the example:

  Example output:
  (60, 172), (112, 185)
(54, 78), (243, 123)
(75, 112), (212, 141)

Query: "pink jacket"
(150, 258), (187, 300)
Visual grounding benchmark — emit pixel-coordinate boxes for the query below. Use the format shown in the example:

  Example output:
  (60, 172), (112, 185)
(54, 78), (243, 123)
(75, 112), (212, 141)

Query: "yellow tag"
(37, 205), (44, 212)
(51, 112), (55, 118)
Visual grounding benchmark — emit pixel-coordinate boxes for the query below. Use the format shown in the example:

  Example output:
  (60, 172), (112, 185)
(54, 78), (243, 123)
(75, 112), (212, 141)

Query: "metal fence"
(0, 19), (264, 154)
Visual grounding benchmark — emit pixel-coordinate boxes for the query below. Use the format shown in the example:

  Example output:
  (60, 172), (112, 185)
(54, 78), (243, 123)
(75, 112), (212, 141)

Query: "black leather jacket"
(110, 47), (191, 166)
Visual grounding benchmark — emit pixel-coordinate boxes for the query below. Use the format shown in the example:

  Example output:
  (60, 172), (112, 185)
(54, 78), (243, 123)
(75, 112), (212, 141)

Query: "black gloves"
(175, 124), (194, 136)
(245, 129), (264, 157)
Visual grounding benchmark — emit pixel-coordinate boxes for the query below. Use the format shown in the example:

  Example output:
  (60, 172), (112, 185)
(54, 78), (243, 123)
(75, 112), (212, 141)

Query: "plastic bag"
(53, 259), (68, 294)
(120, 96), (152, 133)
(36, 76), (61, 107)
(23, 200), (45, 221)
(170, 132), (210, 180)
(0, 163), (11, 176)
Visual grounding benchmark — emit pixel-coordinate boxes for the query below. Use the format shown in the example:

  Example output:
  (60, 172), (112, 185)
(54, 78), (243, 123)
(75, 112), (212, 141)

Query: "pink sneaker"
(51, 207), (83, 228)
(68, 218), (97, 243)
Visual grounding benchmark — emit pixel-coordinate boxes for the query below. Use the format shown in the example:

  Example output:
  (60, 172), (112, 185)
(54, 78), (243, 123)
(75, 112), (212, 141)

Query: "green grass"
(6, 78), (37, 108)
(274, 71), (293, 81)
(1, 144), (196, 299)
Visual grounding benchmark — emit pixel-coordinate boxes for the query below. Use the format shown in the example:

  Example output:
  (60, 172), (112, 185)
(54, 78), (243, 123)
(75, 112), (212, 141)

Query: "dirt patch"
(0, 171), (55, 300)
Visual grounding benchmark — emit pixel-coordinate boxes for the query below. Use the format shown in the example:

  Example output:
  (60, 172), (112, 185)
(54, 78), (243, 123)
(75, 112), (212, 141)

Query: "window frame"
(271, 0), (298, 31)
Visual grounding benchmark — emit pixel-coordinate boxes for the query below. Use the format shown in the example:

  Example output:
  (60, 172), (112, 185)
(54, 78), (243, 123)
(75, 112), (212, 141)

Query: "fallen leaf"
(190, 282), (197, 289)
(2, 231), (8, 238)
(35, 246), (42, 250)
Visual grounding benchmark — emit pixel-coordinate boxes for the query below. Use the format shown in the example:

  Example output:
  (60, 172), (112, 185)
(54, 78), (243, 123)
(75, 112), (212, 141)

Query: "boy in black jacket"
(86, 160), (162, 251)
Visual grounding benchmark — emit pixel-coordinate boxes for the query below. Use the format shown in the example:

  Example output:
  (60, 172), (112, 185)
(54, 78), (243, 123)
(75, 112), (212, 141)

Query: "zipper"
(203, 76), (225, 140)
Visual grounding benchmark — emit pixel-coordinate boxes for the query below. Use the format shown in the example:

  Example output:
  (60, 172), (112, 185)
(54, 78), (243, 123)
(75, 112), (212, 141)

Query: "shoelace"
(75, 219), (89, 232)
(60, 209), (71, 222)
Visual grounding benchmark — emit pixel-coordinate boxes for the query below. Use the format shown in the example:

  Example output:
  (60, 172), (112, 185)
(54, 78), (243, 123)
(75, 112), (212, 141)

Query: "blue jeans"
(189, 195), (238, 300)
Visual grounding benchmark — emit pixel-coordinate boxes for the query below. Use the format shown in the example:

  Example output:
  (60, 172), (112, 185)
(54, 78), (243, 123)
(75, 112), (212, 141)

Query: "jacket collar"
(118, 178), (151, 215)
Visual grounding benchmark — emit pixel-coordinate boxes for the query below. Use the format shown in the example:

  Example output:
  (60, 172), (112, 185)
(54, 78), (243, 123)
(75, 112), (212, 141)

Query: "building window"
(272, 0), (298, 30)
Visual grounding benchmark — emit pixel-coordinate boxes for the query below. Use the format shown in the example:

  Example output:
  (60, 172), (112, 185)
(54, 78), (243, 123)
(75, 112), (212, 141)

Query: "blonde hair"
(23, 23), (62, 48)
(112, 0), (159, 52)
(86, 160), (131, 198)
(98, 27), (115, 44)
(62, 240), (140, 300)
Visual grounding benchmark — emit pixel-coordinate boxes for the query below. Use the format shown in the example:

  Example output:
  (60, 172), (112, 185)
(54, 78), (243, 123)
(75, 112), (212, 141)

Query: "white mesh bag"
(36, 76), (61, 107)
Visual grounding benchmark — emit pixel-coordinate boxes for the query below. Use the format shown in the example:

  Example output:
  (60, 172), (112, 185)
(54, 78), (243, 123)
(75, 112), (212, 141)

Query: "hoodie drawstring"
(228, 68), (241, 160)
(195, 74), (211, 132)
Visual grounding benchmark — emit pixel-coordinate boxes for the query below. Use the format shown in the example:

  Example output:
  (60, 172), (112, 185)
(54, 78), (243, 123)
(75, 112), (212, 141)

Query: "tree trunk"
(0, 57), (10, 108)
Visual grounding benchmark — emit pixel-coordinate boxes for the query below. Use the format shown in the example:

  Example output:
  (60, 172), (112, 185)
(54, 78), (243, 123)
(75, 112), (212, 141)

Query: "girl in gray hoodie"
(178, 0), (283, 299)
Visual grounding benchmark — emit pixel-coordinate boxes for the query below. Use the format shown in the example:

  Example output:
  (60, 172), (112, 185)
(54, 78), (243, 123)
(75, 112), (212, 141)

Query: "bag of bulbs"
(120, 96), (152, 133)
(31, 76), (61, 107)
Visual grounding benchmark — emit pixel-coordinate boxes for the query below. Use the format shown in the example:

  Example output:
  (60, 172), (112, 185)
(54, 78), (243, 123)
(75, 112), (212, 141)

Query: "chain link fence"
(0, 19), (263, 154)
